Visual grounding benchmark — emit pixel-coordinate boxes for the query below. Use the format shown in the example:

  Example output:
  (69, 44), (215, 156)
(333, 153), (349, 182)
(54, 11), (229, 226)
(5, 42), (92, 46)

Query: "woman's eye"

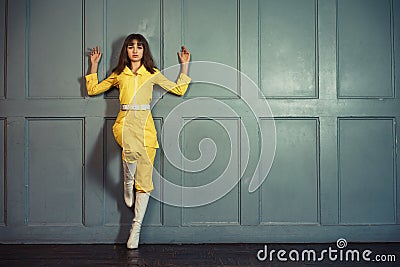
(128, 46), (133, 49)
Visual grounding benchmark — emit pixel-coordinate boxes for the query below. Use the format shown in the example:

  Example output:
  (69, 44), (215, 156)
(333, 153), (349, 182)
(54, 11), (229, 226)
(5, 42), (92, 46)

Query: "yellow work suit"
(86, 65), (191, 192)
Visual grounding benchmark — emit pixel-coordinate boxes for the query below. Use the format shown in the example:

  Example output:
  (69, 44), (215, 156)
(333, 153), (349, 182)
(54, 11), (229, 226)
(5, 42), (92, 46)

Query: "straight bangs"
(127, 41), (144, 47)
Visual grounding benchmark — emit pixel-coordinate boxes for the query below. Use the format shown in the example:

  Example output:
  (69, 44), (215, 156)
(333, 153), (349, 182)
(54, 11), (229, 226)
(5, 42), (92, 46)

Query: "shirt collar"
(122, 65), (147, 76)
(137, 65), (148, 76)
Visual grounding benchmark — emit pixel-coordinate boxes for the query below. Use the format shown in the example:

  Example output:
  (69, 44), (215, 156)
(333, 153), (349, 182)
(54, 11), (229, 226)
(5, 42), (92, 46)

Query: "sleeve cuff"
(85, 73), (98, 81)
(179, 73), (191, 84)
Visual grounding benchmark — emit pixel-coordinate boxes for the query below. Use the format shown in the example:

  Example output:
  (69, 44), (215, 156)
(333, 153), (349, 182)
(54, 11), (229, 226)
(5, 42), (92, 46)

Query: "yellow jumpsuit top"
(85, 65), (191, 163)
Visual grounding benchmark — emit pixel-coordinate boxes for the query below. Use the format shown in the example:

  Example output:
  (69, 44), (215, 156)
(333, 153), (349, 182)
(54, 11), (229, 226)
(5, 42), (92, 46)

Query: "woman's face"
(127, 39), (144, 63)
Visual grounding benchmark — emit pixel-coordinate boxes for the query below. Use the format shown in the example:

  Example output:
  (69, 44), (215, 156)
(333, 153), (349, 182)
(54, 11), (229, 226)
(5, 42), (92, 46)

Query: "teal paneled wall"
(182, 119), (240, 225)
(261, 119), (319, 224)
(0, 0), (399, 243)
(339, 118), (396, 224)
(260, 0), (317, 98)
(182, 0), (239, 98)
(29, 0), (83, 98)
(338, 0), (393, 98)
(27, 119), (84, 225)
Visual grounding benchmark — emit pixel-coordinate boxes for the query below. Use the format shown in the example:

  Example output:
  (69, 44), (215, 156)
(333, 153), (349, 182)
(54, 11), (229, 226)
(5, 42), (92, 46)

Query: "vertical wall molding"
(0, 118), (6, 226)
(0, 0), (7, 99)
(336, 0), (394, 99)
(24, 117), (85, 226)
(26, 0), (84, 99)
(180, 117), (241, 226)
(149, 117), (164, 226)
(24, 0), (30, 99)
(338, 117), (396, 224)
(258, 0), (319, 99)
(259, 117), (320, 225)
(181, 0), (240, 99)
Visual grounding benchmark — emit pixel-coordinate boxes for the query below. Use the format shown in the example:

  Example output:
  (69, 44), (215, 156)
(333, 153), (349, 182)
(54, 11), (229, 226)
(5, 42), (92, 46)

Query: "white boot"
(123, 161), (137, 208)
(127, 192), (150, 249)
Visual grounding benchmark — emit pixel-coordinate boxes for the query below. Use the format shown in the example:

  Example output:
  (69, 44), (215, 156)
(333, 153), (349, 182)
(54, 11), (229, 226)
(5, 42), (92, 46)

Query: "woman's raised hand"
(89, 46), (102, 74)
(90, 46), (102, 65)
(178, 46), (190, 75)
(178, 46), (191, 64)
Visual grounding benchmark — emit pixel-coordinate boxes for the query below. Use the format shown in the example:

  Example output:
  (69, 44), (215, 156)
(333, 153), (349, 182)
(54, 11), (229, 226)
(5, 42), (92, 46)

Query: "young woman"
(86, 33), (191, 249)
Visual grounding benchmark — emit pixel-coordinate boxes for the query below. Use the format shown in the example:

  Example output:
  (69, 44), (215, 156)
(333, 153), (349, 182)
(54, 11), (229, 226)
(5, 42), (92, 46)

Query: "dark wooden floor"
(0, 243), (399, 266)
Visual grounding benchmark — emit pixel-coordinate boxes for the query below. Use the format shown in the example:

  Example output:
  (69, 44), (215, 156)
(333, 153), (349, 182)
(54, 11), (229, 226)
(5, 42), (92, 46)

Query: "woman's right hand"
(90, 46), (102, 66)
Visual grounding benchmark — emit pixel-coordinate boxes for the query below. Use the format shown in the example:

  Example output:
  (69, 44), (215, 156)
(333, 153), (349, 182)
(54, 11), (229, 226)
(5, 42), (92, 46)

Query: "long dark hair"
(112, 33), (156, 74)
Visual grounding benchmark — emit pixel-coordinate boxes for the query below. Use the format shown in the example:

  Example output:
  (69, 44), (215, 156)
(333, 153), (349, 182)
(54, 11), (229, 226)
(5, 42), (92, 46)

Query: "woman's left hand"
(178, 46), (191, 63)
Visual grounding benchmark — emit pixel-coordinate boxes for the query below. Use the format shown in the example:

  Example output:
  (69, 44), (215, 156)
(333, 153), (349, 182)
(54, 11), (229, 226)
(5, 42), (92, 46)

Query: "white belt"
(121, 104), (150, 111)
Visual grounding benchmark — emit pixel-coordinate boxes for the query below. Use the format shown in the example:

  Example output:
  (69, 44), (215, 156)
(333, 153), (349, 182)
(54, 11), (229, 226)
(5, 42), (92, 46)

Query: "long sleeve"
(153, 72), (191, 96)
(85, 72), (118, 96)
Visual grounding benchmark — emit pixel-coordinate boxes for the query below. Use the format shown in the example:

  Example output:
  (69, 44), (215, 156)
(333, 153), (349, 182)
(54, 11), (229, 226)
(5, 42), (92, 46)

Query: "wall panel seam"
(103, 0), (107, 79)
(82, 117), (86, 226)
(257, 0), (261, 99)
(160, 0), (164, 70)
(2, 0), (7, 99)
(25, 0), (30, 98)
(153, 116), (164, 226)
(24, 117), (29, 225)
(181, 0), (184, 45)
(81, 0), (86, 99)
(103, 117), (116, 226)
(393, 117), (397, 224)
(153, 117), (165, 226)
(1, 118), (7, 226)
(237, 0), (241, 97)
(316, 117), (321, 224)
(335, 0), (339, 100)
(315, 0), (320, 99)
(390, 0), (395, 98)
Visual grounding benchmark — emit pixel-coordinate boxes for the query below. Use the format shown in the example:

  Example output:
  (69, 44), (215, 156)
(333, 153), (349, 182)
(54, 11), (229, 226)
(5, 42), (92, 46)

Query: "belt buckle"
(121, 104), (149, 111)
